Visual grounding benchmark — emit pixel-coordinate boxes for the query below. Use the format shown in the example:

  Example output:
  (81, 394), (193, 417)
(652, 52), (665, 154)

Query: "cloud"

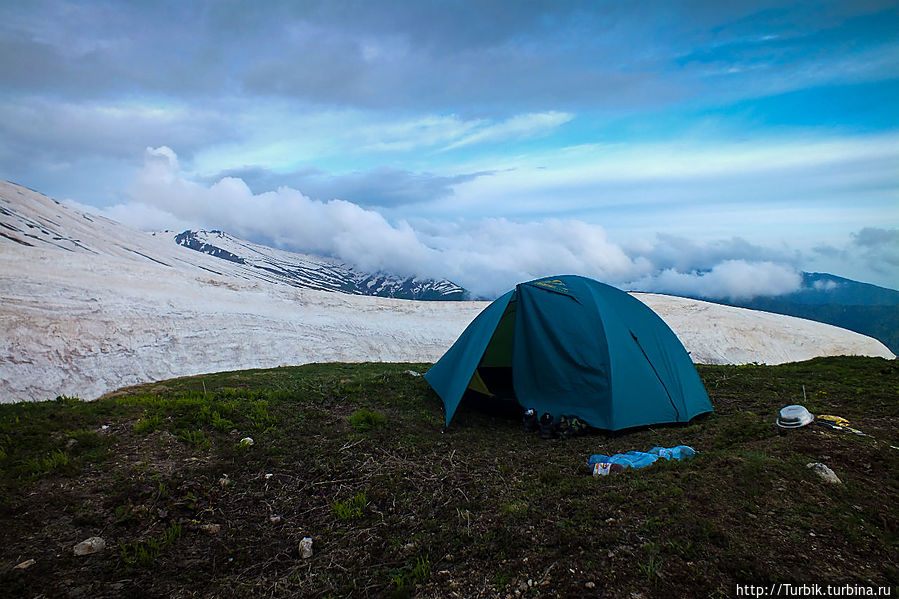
(851, 227), (899, 271)
(0, 97), (232, 164)
(626, 260), (803, 300)
(205, 165), (493, 207)
(622, 233), (803, 274)
(441, 112), (574, 151)
(87, 146), (824, 299)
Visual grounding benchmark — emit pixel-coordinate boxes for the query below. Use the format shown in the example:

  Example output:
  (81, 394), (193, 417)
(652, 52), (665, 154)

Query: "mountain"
(0, 180), (893, 402)
(171, 230), (468, 301)
(689, 273), (899, 354)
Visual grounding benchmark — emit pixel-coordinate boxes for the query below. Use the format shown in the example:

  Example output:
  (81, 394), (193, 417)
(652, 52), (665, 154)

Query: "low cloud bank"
(89, 146), (828, 299)
(627, 261), (803, 301)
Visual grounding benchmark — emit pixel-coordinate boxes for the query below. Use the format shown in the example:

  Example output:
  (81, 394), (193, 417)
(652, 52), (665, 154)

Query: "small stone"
(73, 536), (105, 556)
(605, 517), (615, 523)
(299, 537), (313, 559)
(269, 515), (282, 524)
(807, 462), (842, 485)
(240, 437), (254, 446)
(14, 559), (36, 569)
(265, 473), (273, 479)
(200, 523), (221, 535)
(585, 581), (596, 589)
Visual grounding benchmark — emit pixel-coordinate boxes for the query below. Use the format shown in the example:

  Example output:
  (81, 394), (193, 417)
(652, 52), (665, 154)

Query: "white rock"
(73, 536), (105, 555)
(299, 537), (313, 559)
(240, 437), (254, 446)
(585, 581), (596, 589)
(269, 515), (282, 524)
(807, 462), (842, 484)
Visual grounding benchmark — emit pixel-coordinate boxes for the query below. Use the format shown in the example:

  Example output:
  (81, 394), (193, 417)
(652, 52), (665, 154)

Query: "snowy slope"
(173, 229), (467, 300)
(0, 180), (893, 402)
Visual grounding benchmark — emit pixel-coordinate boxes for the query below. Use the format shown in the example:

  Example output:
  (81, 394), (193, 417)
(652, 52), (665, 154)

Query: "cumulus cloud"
(100, 146), (820, 299)
(627, 261), (803, 301)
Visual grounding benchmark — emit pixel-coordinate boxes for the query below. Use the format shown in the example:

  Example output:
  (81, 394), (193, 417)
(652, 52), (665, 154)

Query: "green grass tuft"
(332, 492), (367, 520)
(348, 408), (387, 431)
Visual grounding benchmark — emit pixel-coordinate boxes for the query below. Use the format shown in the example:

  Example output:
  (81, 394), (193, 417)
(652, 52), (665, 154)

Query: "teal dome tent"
(425, 275), (713, 431)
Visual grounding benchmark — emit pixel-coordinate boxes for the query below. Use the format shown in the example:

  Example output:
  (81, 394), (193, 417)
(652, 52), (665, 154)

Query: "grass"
(348, 407), (387, 431)
(0, 357), (896, 598)
(332, 492), (367, 520)
(120, 523), (183, 567)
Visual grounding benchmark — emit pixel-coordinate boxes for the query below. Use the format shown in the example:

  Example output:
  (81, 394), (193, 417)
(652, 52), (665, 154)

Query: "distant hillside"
(694, 273), (899, 354)
(172, 230), (468, 301)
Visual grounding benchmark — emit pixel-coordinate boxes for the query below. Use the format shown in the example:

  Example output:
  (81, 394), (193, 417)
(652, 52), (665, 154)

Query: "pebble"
(299, 537), (313, 559)
(240, 437), (254, 446)
(200, 523), (221, 535)
(269, 515), (282, 524)
(73, 536), (105, 556)
(585, 581), (596, 589)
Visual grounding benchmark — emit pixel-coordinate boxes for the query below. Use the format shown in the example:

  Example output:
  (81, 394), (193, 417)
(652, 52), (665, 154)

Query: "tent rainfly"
(425, 275), (713, 431)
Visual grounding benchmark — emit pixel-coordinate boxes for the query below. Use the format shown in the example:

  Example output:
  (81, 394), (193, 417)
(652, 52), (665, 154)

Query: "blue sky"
(0, 0), (897, 296)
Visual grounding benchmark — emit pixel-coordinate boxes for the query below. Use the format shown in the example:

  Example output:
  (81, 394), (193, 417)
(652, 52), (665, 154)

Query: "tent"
(425, 275), (713, 431)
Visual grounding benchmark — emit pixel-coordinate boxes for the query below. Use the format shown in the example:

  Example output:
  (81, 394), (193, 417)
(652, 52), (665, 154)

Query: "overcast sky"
(1, 0), (897, 297)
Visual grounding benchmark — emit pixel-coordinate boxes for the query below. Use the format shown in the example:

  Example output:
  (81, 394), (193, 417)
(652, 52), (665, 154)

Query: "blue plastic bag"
(588, 445), (695, 476)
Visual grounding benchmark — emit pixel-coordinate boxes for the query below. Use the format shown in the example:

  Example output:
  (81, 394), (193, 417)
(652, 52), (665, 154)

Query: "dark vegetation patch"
(0, 357), (897, 597)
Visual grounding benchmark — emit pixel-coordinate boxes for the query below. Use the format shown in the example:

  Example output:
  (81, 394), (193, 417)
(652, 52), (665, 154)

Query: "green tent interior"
(424, 275), (713, 431)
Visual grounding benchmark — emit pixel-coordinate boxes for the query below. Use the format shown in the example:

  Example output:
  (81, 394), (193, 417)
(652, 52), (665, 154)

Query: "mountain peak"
(172, 229), (468, 301)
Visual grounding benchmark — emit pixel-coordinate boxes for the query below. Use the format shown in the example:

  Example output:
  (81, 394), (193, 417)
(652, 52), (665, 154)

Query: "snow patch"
(0, 180), (893, 403)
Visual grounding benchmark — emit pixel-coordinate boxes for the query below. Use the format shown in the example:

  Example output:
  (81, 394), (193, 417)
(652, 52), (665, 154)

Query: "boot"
(522, 409), (538, 433)
(539, 413), (555, 439)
